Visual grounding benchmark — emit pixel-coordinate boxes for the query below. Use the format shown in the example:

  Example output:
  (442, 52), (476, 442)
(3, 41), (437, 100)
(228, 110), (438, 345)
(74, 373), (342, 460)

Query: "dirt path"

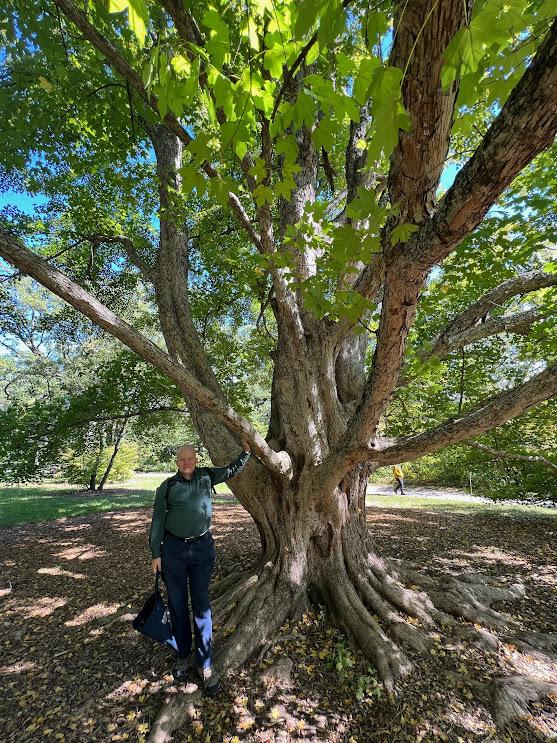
(1, 502), (556, 743)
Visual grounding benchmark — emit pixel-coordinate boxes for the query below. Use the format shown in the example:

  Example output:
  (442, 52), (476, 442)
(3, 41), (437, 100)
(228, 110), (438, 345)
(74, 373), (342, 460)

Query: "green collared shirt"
(149, 450), (250, 558)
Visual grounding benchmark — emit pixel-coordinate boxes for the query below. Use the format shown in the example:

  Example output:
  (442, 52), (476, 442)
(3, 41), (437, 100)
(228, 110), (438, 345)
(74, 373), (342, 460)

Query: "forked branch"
(410, 18), (557, 269)
(422, 308), (547, 360)
(428, 270), (557, 349)
(367, 360), (557, 465)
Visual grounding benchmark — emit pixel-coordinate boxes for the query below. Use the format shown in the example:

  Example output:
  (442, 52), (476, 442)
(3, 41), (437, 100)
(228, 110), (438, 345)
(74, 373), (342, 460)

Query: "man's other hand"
(152, 557), (162, 574)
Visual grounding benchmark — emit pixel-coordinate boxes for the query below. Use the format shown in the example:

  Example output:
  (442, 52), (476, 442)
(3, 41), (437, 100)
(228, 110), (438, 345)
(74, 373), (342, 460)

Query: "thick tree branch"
(53, 0), (263, 253)
(429, 270), (557, 347)
(315, 357), (557, 491)
(332, 21), (557, 464)
(389, 0), (470, 224)
(364, 360), (557, 465)
(410, 18), (557, 269)
(0, 227), (292, 477)
(467, 441), (557, 477)
(423, 308), (547, 359)
(158, 0), (204, 47)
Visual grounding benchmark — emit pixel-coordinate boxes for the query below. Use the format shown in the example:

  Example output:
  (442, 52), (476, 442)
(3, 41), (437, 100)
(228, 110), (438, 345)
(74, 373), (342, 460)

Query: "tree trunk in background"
(97, 419), (127, 492)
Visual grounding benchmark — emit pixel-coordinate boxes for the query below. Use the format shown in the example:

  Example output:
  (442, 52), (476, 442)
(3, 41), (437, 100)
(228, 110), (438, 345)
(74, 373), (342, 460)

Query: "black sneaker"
(174, 658), (190, 681)
(197, 665), (221, 696)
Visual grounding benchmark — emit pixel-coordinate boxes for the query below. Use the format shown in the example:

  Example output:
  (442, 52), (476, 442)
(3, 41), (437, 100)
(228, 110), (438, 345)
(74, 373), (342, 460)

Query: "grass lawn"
(0, 473), (235, 527)
(2, 476), (555, 528)
(365, 493), (557, 518)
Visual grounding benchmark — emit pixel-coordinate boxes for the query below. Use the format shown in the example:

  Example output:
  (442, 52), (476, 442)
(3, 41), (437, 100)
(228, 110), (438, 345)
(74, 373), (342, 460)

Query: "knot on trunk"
(312, 521), (335, 558)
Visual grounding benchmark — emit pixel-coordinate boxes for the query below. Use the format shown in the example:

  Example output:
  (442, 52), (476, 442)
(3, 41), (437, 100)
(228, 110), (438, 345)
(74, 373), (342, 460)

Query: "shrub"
(60, 440), (139, 487)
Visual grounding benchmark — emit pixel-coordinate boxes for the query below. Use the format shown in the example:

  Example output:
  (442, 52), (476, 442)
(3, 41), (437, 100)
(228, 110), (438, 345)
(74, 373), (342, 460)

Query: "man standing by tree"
(149, 439), (251, 695)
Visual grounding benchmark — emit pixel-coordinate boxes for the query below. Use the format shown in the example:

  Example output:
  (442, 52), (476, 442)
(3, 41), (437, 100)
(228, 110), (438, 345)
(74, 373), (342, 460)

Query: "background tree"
(0, 276), (190, 484)
(1, 0), (557, 733)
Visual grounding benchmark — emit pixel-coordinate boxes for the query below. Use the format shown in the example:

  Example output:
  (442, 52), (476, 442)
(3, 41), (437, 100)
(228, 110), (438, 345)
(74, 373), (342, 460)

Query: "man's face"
(175, 447), (197, 478)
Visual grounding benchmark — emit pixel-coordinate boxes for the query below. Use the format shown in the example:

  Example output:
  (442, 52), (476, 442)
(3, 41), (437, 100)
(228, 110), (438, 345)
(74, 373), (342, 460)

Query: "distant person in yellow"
(393, 465), (406, 495)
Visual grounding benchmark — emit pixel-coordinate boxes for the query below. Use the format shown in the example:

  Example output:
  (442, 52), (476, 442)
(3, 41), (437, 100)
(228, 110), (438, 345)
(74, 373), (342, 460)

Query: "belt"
(166, 529), (209, 544)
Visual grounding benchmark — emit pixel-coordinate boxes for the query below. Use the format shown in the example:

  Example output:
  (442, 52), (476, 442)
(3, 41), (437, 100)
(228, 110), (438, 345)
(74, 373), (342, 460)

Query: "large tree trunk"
(149, 463), (557, 742)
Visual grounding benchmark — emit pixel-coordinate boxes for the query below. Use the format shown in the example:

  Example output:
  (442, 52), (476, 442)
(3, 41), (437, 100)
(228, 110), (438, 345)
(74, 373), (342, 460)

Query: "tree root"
(146, 685), (202, 743)
(146, 535), (557, 739)
(491, 675), (557, 728)
(213, 558), (302, 674)
(333, 536), (557, 734)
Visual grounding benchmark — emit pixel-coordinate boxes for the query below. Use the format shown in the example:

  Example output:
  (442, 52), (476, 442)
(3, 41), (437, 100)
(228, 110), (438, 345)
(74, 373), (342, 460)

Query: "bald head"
(177, 445), (196, 458)
(175, 445), (197, 480)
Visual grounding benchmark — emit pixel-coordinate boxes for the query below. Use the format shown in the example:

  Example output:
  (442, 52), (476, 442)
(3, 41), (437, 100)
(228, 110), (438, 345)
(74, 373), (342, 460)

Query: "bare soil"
(1, 497), (555, 743)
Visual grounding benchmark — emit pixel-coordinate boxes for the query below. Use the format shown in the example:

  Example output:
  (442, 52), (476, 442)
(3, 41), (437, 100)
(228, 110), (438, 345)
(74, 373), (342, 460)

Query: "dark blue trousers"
(161, 530), (215, 668)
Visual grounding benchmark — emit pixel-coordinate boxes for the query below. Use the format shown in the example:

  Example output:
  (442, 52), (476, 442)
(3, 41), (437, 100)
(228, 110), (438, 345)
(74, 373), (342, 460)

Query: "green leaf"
(155, 84), (168, 119)
(203, 89), (218, 125)
(171, 55), (190, 75)
(212, 73), (235, 118)
(233, 138), (248, 160)
(207, 177), (235, 206)
(291, 90), (318, 129)
(186, 132), (214, 164)
(253, 184), (274, 206)
(203, 1), (232, 64)
(336, 52), (357, 79)
(108, 0), (149, 44)
(275, 180), (295, 201)
(264, 47), (285, 78)
(353, 57), (380, 106)
(295, 0), (327, 38)
(242, 16), (260, 50)
(179, 165), (207, 197)
(365, 10), (389, 51)
(248, 157), (268, 181)
(317, 2), (346, 47)
(367, 66), (409, 162)
(311, 116), (336, 152)
(390, 223), (419, 245)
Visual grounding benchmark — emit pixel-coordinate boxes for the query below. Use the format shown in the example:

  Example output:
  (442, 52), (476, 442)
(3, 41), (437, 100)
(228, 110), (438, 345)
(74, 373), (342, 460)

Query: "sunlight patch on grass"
(54, 544), (107, 561)
(0, 661), (36, 675)
(8, 596), (69, 619)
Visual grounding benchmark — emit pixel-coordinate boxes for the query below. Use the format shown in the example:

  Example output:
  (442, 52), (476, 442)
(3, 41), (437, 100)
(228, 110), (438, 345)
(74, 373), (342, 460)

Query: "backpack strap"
(164, 476), (178, 509)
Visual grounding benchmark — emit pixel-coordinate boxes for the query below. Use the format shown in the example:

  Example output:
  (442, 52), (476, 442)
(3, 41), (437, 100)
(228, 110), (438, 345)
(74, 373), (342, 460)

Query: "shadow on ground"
(1, 501), (556, 742)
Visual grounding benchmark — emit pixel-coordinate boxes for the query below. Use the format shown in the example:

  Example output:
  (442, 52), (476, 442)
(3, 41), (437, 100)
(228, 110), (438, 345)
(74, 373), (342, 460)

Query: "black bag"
(133, 571), (177, 649)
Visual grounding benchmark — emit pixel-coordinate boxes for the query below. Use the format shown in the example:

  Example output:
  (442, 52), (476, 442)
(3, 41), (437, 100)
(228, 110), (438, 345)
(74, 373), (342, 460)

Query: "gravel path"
(366, 483), (556, 508)
(366, 484), (489, 501)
